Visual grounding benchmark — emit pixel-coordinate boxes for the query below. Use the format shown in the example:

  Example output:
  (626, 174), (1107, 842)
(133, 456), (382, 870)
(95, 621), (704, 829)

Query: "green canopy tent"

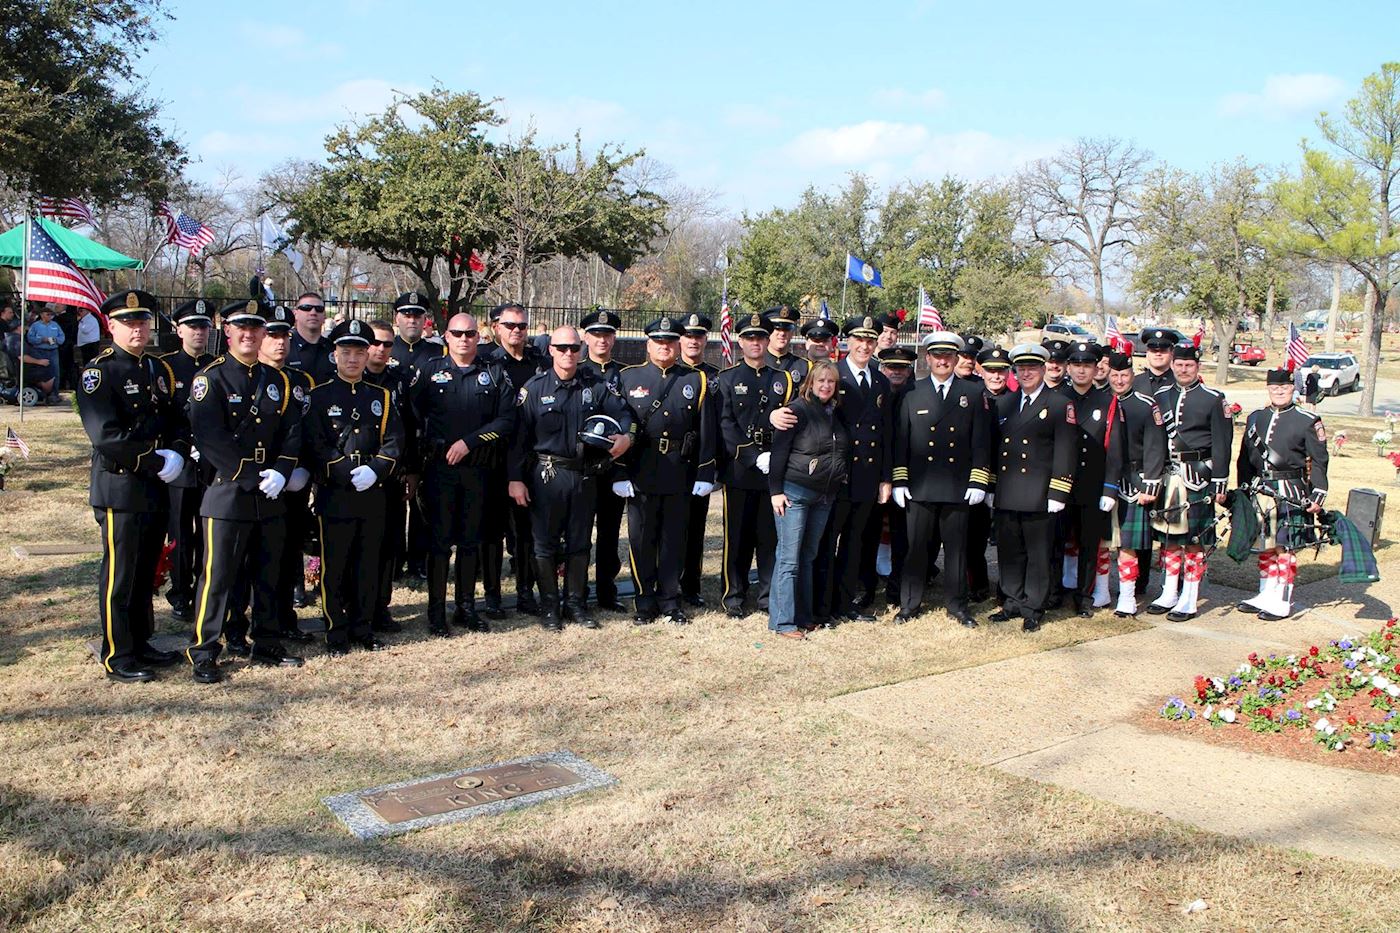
(2, 218), (143, 417)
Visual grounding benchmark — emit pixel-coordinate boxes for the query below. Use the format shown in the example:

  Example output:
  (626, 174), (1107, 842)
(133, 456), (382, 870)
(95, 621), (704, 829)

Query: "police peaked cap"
(921, 331), (964, 354)
(1066, 341), (1104, 364)
(102, 289), (160, 320)
(265, 305), (294, 332)
(1010, 343), (1049, 365)
(977, 346), (1013, 371)
(877, 346), (916, 367)
(681, 313), (713, 334)
(842, 315), (881, 339)
(644, 316), (681, 339)
(221, 299), (266, 326)
(1041, 337), (1071, 362)
(764, 305), (801, 328)
(171, 297), (213, 325)
(580, 308), (623, 332)
(959, 334), (985, 357)
(329, 318), (372, 346)
(802, 318), (838, 340)
(394, 291), (429, 314)
(736, 312), (772, 338)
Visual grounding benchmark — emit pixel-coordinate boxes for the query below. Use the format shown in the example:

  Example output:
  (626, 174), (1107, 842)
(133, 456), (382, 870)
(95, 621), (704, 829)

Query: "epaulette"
(619, 362), (647, 373)
(1196, 383), (1224, 398)
(93, 346), (114, 362)
(387, 357), (400, 368)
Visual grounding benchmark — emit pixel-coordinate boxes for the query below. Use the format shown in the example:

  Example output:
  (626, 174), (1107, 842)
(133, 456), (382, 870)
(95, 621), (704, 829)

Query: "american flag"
(1286, 322), (1309, 371)
(5, 427), (30, 458)
(38, 197), (96, 227)
(157, 202), (216, 254)
(718, 285), (734, 366)
(23, 220), (106, 316)
(1105, 315), (1121, 350)
(918, 285), (942, 330)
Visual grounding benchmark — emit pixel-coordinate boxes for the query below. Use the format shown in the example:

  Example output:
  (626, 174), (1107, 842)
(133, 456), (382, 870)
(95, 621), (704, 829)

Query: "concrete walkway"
(831, 577), (1400, 867)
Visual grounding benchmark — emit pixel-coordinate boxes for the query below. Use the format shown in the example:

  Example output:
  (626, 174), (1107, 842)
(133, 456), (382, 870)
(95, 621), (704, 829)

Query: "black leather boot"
(426, 554), (452, 637)
(454, 551), (485, 631)
(535, 556), (563, 631)
(565, 554), (599, 629)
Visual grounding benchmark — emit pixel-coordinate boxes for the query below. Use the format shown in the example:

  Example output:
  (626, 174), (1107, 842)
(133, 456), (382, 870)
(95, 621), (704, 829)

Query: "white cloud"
(235, 21), (342, 58)
(872, 87), (948, 110)
(1218, 73), (1346, 119)
(233, 78), (411, 126)
(783, 121), (932, 166)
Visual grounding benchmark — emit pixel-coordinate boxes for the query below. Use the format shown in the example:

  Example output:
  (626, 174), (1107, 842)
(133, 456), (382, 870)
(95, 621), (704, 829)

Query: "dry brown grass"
(3, 408), (1400, 930)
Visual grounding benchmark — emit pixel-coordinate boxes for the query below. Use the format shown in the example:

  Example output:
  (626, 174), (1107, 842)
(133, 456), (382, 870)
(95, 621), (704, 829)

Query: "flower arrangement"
(1374, 430), (1393, 456)
(1333, 430), (1347, 455)
(1160, 619), (1400, 754)
(1388, 451), (1400, 476)
(1228, 402), (1243, 424)
(0, 446), (16, 478)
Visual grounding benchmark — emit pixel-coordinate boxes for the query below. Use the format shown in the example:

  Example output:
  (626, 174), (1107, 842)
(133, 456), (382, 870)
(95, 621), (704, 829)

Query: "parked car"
(1042, 321), (1098, 343)
(1298, 320), (1327, 333)
(1228, 342), (1266, 365)
(1305, 352), (1361, 395)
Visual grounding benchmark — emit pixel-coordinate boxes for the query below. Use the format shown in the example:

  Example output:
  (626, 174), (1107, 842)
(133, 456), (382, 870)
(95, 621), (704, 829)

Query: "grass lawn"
(2, 406), (1399, 930)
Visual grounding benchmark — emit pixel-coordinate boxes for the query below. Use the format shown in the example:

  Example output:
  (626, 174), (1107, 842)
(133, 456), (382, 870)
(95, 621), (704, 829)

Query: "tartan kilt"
(1152, 474), (1218, 546)
(1257, 497), (1316, 552)
(1116, 498), (1155, 551)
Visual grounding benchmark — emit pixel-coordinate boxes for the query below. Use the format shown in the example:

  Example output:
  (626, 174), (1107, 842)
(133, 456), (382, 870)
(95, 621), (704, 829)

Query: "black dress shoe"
(168, 603), (192, 622)
(987, 609), (1013, 623)
(953, 613), (979, 629)
(354, 635), (388, 651)
(1257, 608), (1291, 621)
(1022, 616), (1041, 633)
(428, 622), (453, 638)
(292, 584), (309, 609)
(814, 616), (837, 630)
(225, 637), (252, 659)
(372, 614), (404, 634)
(723, 607), (746, 618)
(893, 612), (913, 625)
(1078, 605), (1095, 618)
(1144, 603), (1173, 616)
(453, 607), (483, 631)
(280, 627), (315, 644)
(597, 597), (626, 612)
(326, 641), (352, 657)
(682, 592), (707, 608)
(515, 598), (541, 617)
(139, 646), (180, 666)
(541, 612), (564, 632)
(632, 612), (657, 626)
(1166, 609), (1196, 622)
(968, 589), (991, 604)
(481, 595), (505, 618)
(106, 664), (155, 684)
(251, 648), (305, 668)
(191, 660), (221, 684)
(1114, 609), (1138, 618)
(844, 609), (877, 623)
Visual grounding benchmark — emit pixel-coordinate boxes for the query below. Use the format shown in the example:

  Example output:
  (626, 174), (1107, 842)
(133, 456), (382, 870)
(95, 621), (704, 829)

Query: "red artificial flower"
(1371, 688), (1383, 698)
(1388, 618), (1397, 628)
(1261, 708), (1273, 720)
(1289, 670), (1299, 682)
(1386, 632), (1395, 642)
(1395, 664), (1400, 675)
(1347, 715), (1359, 727)
(1309, 646), (1319, 656)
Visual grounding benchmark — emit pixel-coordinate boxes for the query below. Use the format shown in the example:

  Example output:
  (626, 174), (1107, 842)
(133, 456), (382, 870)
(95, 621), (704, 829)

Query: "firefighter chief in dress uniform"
(615, 316), (717, 625)
(678, 313), (721, 607)
(76, 290), (188, 683)
(715, 312), (793, 616)
(1234, 367), (1329, 621)
(1104, 351), (1167, 617)
(987, 344), (1078, 632)
(159, 298), (215, 622)
(1147, 342), (1233, 621)
(579, 307), (630, 611)
(185, 301), (305, 683)
(510, 326), (634, 631)
(891, 331), (992, 627)
(409, 312), (517, 636)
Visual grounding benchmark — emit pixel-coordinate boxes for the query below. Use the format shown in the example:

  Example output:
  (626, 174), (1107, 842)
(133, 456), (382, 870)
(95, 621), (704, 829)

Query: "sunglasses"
(551, 343), (581, 354)
(497, 321), (528, 331)
(296, 304), (326, 312)
(368, 338), (394, 347)
(448, 329), (478, 338)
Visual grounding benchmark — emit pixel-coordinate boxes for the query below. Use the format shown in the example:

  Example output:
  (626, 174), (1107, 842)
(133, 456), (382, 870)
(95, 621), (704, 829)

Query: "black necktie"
(938, 382), (946, 401)
(858, 371), (868, 393)
(1021, 393), (1031, 412)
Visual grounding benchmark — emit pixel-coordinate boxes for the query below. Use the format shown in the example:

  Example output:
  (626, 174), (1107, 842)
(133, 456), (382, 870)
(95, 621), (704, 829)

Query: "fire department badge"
(1064, 405), (1076, 425)
(1092, 409), (1101, 421)
(582, 387), (592, 405)
(1314, 421), (1327, 443)
(959, 395), (968, 408)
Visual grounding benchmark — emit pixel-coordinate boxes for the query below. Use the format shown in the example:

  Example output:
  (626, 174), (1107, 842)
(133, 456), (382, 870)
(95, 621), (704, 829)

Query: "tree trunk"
(1325, 263), (1342, 353)
(1358, 280), (1379, 417)
(1213, 316), (1235, 386)
(1261, 279), (1277, 348)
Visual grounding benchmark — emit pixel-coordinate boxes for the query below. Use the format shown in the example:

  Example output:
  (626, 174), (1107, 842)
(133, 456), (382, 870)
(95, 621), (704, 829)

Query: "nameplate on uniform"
(322, 750), (616, 839)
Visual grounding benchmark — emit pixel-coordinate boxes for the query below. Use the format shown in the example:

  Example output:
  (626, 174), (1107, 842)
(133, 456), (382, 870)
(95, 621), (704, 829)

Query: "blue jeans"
(769, 482), (835, 632)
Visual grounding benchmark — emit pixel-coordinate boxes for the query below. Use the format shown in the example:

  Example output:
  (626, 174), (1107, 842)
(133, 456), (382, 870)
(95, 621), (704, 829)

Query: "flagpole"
(18, 215), (29, 422)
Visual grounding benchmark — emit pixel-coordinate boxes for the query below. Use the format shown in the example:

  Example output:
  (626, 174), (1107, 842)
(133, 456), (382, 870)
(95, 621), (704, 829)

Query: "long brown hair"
(798, 360), (841, 406)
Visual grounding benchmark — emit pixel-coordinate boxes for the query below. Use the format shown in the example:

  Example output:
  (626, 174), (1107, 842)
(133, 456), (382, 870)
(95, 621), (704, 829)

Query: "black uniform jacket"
(289, 330), (336, 384)
(510, 368), (634, 483)
(485, 342), (548, 395)
(391, 335), (443, 371)
(408, 354), (516, 470)
(77, 345), (187, 512)
(1116, 390), (1168, 498)
(1062, 384), (1129, 504)
(303, 375), (404, 518)
(892, 375), (991, 504)
(1133, 368), (1174, 398)
(1155, 379), (1234, 493)
(764, 350), (810, 386)
(990, 386), (1078, 512)
(617, 361), (717, 494)
(716, 362), (794, 491)
(365, 359), (416, 473)
(835, 360), (895, 501)
(189, 355), (301, 520)
(1236, 403), (1329, 506)
(158, 348), (213, 488)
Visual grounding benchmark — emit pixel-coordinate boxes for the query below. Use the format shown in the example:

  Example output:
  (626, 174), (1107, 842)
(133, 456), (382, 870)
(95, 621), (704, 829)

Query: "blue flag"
(845, 253), (882, 288)
(820, 298), (831, 320)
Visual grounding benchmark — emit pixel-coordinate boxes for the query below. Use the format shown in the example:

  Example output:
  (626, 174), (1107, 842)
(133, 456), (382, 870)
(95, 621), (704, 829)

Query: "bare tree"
(1018, 137), (1151, 331)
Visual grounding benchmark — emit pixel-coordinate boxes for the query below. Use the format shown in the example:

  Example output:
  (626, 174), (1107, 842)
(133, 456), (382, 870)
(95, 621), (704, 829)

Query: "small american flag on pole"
(1286, 322), (1309, 371)
(23, 220), (106, 316)
(157, 202), (216, 255)
(1105, 315), (1121, 350)
(38, 197), (96, 227)
(918, 285), (942, 330)
(718, 286), (734, 366)
(5, 427), (30, 458)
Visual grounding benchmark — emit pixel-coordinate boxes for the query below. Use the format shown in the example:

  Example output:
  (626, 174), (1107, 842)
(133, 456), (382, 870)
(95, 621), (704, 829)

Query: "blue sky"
(144, 0), (1397, 213)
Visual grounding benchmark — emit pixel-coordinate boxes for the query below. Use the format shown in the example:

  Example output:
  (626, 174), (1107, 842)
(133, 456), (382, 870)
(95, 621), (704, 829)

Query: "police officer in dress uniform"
(483, 303), (549, 615)
(410, 312), (517, 635)
(1234, 368), (1329, 621)
(159, 298), (214, 622)
(1042, 338), (1071, 393)
(365, 318), (417, 633)
(303, 319), (404, 655)
(1060, 341), (1128, 616)
(390, 291), (443, 370)
(876, 312), (903, 352)
(616, 316), (717, 624)
(580, 307), (630, 611)
(987, 344), (1078, 632)
(954, 335), (985, 381)
(877, 346), (917, 604)
(77, 290), (188, 682)
(510, 326), (634, 631)
(891, 331), (992, 626)
(678, 312), (721, 607)
(287, 292), (337, 384)
(801, 317), (838, 364)
(389, 291), (439, 582)
(1104, 350), (1167, 617)
(763, 305), (810, 385)
(716, 313), (793, 616)
(185, 301), (305, 683)
(967, 345), (1013, 606)
(1146, 343), (1233, 621)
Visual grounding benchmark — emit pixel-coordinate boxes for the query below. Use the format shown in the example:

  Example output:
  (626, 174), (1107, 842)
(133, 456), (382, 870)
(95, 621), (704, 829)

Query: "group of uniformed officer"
(78, 289), (1331, 683)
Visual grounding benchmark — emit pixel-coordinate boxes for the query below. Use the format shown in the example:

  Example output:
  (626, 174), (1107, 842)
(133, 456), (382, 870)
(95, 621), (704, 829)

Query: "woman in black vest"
(767, 361), (849, 639)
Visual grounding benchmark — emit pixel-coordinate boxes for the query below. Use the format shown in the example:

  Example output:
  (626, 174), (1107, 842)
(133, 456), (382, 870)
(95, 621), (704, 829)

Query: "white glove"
(964, 488), (986, 507)
(189, 446), (201, 462)
(257, 469), (286, 499)
(350, 465), (377, 492)
(1047, 499), (1065, 514)
(155, 449), (184, 484)
(893, 486), (910, 508)
(756, 452), (771, 475)
(611, 480), (635, 498)
(1099, 495), (1115, 513)
(692, 481), (715, 497)
(985, 493), (995, 509)
(286, 467), (310, 492)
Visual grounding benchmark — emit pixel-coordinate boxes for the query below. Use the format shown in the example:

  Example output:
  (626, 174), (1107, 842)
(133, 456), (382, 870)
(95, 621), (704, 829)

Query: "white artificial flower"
(1203, 705), (1214, 720)
(1219, 709), (1237, 723)
(1374, 676), (1391, 691)
(1387, 684), (1400, 698)
(1315, 718), (1330, 731)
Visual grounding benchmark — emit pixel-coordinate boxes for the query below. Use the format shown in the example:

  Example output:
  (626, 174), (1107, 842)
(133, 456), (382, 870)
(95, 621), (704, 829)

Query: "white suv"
(1305, 353), (1360, 395)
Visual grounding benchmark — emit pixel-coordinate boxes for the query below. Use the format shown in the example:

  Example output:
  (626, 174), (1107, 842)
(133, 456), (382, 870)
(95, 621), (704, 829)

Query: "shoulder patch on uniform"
(517, 386), (528, 406)
(371, 398), (383, 417)
(1151, 403), (1163, 426)
(1064, 403), (1076, 425)
(1314, 421), (1327, 443)
(191, 374), (208, 402)
(266, 382), (280, 403)
(81, 368), (101, 394)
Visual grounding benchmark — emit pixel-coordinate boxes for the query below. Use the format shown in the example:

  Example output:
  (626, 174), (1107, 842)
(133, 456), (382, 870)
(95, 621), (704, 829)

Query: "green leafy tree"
(0, 0), (183, 205)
